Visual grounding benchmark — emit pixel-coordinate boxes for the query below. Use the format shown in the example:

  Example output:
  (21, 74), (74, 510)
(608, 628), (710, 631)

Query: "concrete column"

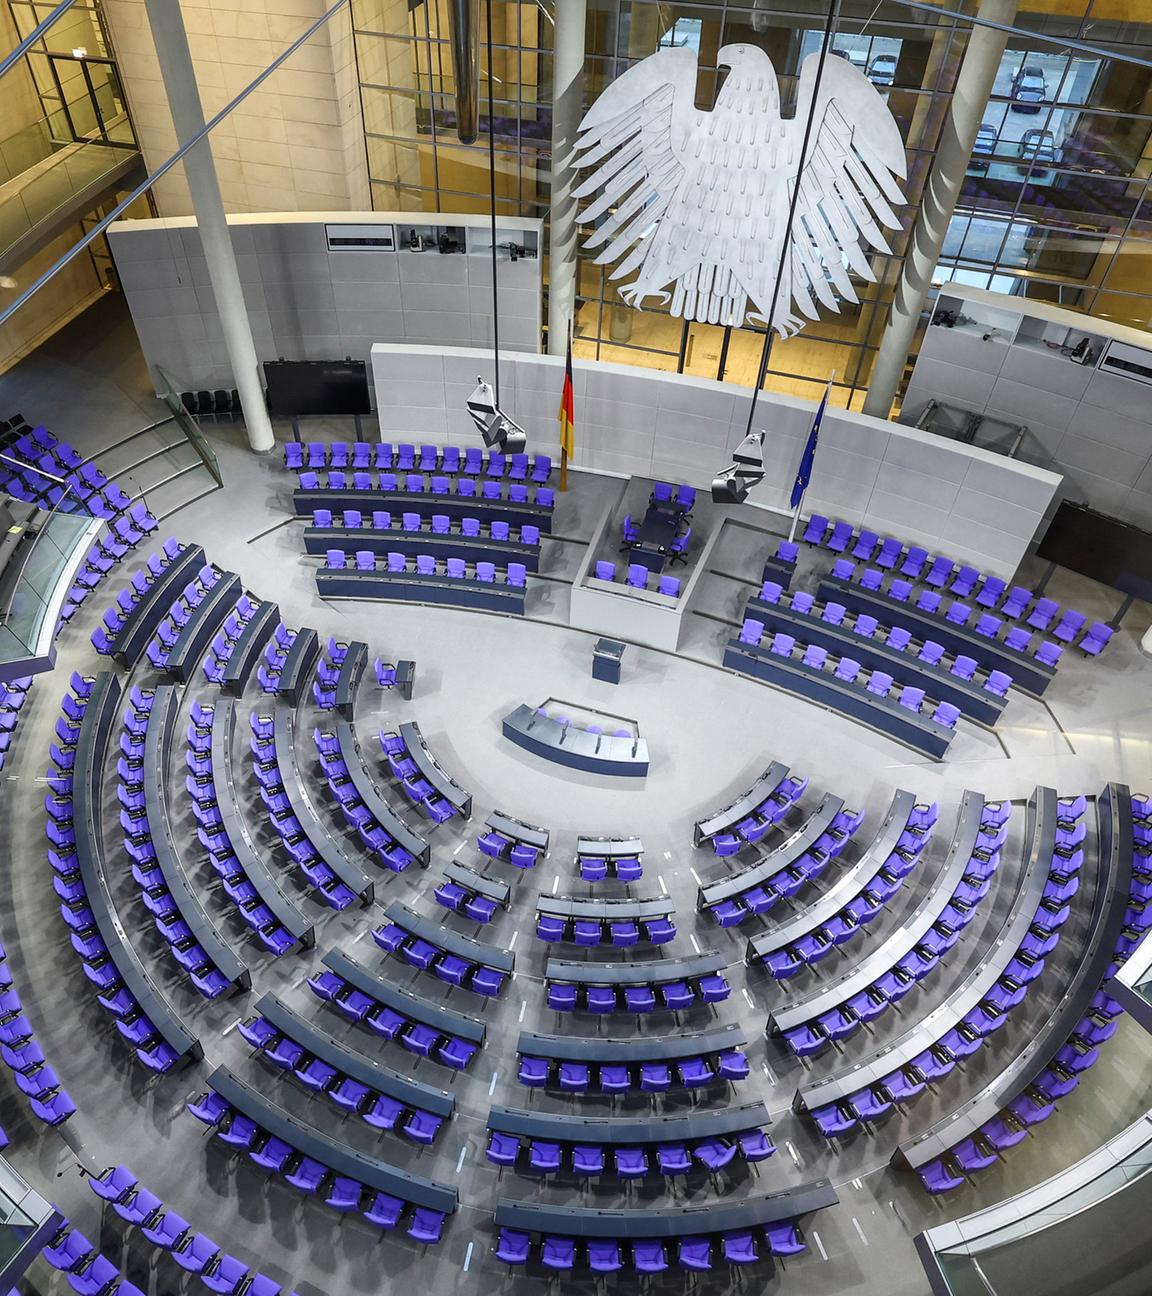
(546, 0), (587, 355)
(863, 0), (1019, 420)
(142, 0), (275, 454)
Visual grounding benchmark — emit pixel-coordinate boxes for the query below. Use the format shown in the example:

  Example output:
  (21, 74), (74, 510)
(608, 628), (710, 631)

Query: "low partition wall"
(370, 345), (1063, 580)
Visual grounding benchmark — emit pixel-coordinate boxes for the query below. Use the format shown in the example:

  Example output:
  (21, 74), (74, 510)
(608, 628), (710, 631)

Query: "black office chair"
(213, 390), (231, 416)
(180, 392), (198, 416)
(196, 391), (213, 420)
(230, 389), (240, 416)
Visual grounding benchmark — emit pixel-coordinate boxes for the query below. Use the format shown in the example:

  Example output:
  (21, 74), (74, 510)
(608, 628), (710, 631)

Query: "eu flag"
(790, 383), (831, 510)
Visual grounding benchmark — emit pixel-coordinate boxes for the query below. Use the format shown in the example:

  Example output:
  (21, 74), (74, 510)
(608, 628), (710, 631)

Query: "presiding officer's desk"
(502, 704), (649, 777)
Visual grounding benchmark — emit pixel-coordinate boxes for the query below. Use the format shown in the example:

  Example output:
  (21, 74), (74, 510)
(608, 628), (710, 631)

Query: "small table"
(395, 659), (416, 700)
(592, 638), (625, 684)
(630, 504), (681, 573)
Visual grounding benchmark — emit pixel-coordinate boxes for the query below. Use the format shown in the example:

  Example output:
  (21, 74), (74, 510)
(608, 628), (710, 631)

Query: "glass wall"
(349, 1), (1152, 412)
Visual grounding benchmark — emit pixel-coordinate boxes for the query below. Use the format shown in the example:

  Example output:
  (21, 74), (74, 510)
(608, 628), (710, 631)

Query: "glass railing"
(156, 367), (223, 488)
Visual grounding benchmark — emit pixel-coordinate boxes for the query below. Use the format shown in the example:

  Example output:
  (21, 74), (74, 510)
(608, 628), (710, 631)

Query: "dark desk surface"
(896, 784), (1132, 1170)
(398, 721), (471, 816)
(634, 505), (679, 563)
(518, 1023), (745, 1063)
(335, 718), (429, 864)
(210, 699), (312, 945)
(75, 674), (200, 1062)
(770, 791), (986, 1035)
(494, 1180), (839, 1239)
(384, 900), (515, 973)
(255, 991), (455, 1117)
(334, 641), (367, 717)
(146, 688), (248, 990)
(324, 949), (487, 1044)
(487, 1099), (771, 1143)
(317, 569), (525, 616)
(208, 1066), (457, 1214)
(443, 861), (510, 905)
(699, 792), (844, 909)
(112, 544), (205, 666)
(796, 787), (1056, 1110)
(221, 599), (278, 695)
(294, 487), (552, 532)
(278, 627), (319, 706)
(817, 575), (1055, 697)
(747, 789), (915, 962)
(487, 811), (550, 851)
(694, 761), (790, 846)
(272, 703), (374, 903)
(576, 836), (643, 859)
(502, 705), (650, 777)
(304, 526), (539, 571)
(536, 894), (674, 921)
(545, 952), (726, 986)
(165, 572), (242, 683)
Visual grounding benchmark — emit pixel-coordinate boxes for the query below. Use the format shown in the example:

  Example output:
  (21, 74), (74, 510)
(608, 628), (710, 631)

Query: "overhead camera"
(711, 432), (766, 505)
(466, 377), (528, 453)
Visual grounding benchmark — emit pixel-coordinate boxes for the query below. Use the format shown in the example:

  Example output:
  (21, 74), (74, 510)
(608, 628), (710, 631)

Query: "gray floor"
(2, 296), (1152, 1296)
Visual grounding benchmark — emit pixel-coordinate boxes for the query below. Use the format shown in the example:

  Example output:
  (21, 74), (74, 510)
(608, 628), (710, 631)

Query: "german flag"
(558, 332), (575, 479)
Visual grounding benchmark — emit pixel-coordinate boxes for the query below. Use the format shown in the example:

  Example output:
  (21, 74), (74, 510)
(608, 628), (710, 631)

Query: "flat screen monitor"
(263, 359), (371, 417)
(1036, 500), (1152, 602)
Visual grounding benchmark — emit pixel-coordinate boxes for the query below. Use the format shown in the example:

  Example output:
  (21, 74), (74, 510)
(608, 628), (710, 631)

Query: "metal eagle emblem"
(570, 44), (908, 336)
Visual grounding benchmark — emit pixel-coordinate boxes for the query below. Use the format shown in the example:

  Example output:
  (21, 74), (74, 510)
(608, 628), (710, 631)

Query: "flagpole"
(560, 320), (572, 491)
(788, 373), (835, 542)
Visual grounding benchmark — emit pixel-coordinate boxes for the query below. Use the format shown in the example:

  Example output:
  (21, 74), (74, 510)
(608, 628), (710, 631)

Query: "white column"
(142, 0), (275, 454)
(546, 0), (587, 355)
(863, 0), (1019, 420)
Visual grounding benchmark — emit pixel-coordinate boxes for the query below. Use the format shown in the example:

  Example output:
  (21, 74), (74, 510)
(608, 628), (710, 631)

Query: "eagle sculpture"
(569, 44), (908, 336)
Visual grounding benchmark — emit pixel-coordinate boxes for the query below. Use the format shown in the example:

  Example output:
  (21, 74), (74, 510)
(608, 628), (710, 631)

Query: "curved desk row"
(221, 599), (279, 695)
(277, 628), (319, 705)
(518, 1023), (744, 1064)
(334, 719), (429, 864)
(146, 687), (249, 991)
(318, 568), (525, 616)
(164, 572), (242, 683)
(295, 488), (551, 532)
(747, 789), (917, 963)
(694, 762), (790, 846)
(206, 1066), (457, 1215)
(724, 638), (955, 761)
(334, 641), (367, 717)
(305, 525), (540, 572)
(537, 895), (675, 922)
(398, 721), (471, 817)
(487, 1100), (771, 1145)
(576, 835), (643, 859)
(271, 703), (374, 903)
(698, 792), (844, 910)
(545, 952), (726, 988)
(383, 900), (515, 973)
(75, 673), (200, 1063)
(255, 991), (455, 1117)
(743, 595), (1006, 725)
(443, 861), (510, 907)
(895, 783), (1133, 1172)
(817, 575), (1054, 697)
(110, 543), (205, 667)
(487, 811), (549, 851)
(502, 705), (650, 778)
(795, 787), (1057, 1112)
(770, 791), (986, 1036)
(210, 698), (313, 946)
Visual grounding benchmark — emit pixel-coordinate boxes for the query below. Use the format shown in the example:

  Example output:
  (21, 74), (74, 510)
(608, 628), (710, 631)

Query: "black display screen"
(1037, 500), (1152, 602)
(263, 360), (372, 417)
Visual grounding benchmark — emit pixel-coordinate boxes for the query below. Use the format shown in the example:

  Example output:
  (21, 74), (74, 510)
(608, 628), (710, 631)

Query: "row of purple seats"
(0, 930), (73, 1129)
(806, 799), (1085, 1138)
(486, 1125), (773, 1177)
(744, 620), (965, 727)
(706, 772), (809, 857)
(917, 825), (1149, 1194)
(598, 561), (681, 597)
(201, 593), (263, 685)
(517, 1047), (749, 1094)
(327, 548), (528, 589)
(247, 717), (361, 909)
(783, 802), (1008, 1059)
(185, 706), (297, 954)
(374, 920), (506, 996)
(143, 563), (225, 671)
(314, 507), (541, 548)
(434, 876), (499, 923)
(758, 579), (1014, 700)
(255, 623), (298, 694)
(495, 1223), (805, 1272)
(577, 853), (642, 882)
(298, 468), (555, 508)
(59, 516), (158, 628)
(379, 729), (457, 825)
(1, 424), (137, 517)
(48, 685), (183, 1075)
(237, 1013), (445, 1145)
(753, 811), (936, 974)
(86, 1166), (289, 1294)
(706, 803), (866, 929)
(312, 728), (418, 871)
(88, 538), (186, 657)
(186, 1088), (447, 1242)
(0, 674), (32, 772)
(478, 825), (541, 868)
(546, 972), (729, 1014)
(118, 693), (237, 999)
(42, 1218), (148, 1296)
(308, 967), (477, 1070)
(287, 440), (552, 481)
(311, 644), (346, 710)
(535, 911), (676, 946)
